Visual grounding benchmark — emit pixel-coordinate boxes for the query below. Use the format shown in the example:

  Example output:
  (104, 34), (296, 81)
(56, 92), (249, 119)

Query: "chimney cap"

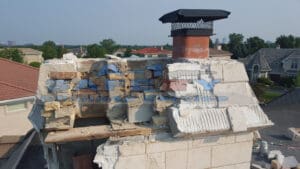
(159, 9), (230, 23)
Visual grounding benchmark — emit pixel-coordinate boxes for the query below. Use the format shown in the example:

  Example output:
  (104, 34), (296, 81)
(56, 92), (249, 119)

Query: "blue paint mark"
(107, 64), (119, 73)
(147, 64), (163, 71)
(197, 79), (220, 91)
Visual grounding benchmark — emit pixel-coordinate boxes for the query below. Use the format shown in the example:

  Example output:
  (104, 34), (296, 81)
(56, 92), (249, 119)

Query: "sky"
(0, 0), (300, 45)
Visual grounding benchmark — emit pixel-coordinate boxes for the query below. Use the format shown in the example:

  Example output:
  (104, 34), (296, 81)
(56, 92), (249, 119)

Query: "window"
(291, 59), (298, 69)
(6, 102), (27, 112)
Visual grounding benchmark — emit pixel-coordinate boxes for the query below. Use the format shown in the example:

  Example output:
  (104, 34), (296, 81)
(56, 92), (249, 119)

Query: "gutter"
(0, 96), (36, 105)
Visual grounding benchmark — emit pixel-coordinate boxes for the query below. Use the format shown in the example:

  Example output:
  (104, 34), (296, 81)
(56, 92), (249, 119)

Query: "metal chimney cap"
(159, 9), (230, 23)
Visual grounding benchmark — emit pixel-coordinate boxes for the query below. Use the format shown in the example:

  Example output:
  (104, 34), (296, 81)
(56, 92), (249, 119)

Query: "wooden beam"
(44, 125), (152, 143)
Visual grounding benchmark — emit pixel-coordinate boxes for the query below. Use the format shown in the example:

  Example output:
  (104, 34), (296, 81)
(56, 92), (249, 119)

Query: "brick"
(192, 135), (235, 148)
(118, 142), (146, 156)
(147, 153), (165, 169)
(147, 139), (188, 153)
(49, 72), (80, 80)
(44, 101), (60, 111)
(115, 155), (146, 169)
(235, 132), (253, 142)
(166, 149), (188, 169)
(211, 141), (253, 167)
(187, 147), (211, 169)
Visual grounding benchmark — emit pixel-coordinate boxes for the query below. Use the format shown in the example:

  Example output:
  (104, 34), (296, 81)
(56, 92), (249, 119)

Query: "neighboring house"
(241, 48), (300, 82)
(131, 47), (172, 57)
(0, 58), (38, 163)
(113, 48), (127, 57)
(18, 48), (44, 64)
(68, 46), (87, 58)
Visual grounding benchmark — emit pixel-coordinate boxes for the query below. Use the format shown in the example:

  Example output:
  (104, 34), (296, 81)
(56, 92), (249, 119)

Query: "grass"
(262, 91), (282, 103)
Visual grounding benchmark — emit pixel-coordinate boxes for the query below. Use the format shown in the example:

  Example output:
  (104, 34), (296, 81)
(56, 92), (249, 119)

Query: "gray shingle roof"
(242, 48), (300, 74)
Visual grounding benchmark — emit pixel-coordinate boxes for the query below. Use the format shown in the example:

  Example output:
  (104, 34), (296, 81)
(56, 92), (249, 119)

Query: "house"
(113, 48), (127, 57)
(27, 9), (273, 169)
(0, 58), (38, 165)
(18, 48), (44, 64)
(240, 48), (300, 82)
(131, 47), (172, 57)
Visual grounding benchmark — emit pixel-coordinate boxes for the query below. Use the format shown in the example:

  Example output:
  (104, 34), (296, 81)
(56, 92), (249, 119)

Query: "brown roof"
(209, 48), (232, 57)
(132, 48), (172, 55)
(0, 58), (39, 101)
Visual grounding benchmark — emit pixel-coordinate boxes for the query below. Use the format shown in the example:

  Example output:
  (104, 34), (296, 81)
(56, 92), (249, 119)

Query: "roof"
(131, 48), (172, 55)
(209, 48), (232, 57)
(0, 58), (39, 101)
(242, 48), (300, 74)
(159, 9), (231, 23)
(18, 48), (42, 55)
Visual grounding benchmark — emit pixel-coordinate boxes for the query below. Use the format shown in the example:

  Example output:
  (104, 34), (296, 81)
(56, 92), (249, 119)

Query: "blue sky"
(0, 0), (299, 45)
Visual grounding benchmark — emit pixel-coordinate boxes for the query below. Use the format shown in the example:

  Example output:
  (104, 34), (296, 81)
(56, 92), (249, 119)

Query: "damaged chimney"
(159, 9), (230, 58)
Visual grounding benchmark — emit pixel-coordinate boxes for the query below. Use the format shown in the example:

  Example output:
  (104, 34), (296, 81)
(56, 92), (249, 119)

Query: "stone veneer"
(94, 132), (254, 169)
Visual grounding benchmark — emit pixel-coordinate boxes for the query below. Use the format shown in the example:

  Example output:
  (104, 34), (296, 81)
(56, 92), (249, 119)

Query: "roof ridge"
(0, 81), (36, 93)
(0, 58), (39, 71)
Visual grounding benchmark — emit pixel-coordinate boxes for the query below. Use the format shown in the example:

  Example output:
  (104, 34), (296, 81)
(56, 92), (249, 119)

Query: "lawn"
(261, 90), (282, 103)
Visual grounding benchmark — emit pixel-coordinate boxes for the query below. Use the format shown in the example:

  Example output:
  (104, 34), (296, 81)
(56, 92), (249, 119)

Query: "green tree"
(29, 62), (41, 68)
(227, 33), (247, 59)
(0, 48), (23, 63)
(57, 46), (68, 58)
(245, 36), (267, 55)
(86, 44), (105, 58)
(100, 39), (118, 54)
(295, 37), (300, 48)
(123, 48), (132, 58)
(42, 41), (58, 59)
(275, 35), (298, 48)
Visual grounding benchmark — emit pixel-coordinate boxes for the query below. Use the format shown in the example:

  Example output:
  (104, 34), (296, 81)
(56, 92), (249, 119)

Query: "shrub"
(29, 62), (41, 68)
(257, 77), (274, 86)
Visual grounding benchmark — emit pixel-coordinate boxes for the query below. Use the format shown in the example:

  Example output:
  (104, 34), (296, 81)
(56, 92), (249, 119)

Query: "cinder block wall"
(113, 132), (253, 169)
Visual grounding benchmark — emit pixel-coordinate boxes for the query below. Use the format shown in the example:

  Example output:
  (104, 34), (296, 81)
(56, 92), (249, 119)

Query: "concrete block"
(210, 63), (223, 81)
(222, 62), (248, 82)
(235, 162), (250, 169)
(192, 135), (235, 148)
(166, 150), (188, 169)
(268, 150), (282, 160)
(187, 147), (211, 169)
(235, 132), (254, 142)
(227, 107), (247, 132)
(211, 141), (252, 167)
(44, 101), (60, 111)
(147, 153), (165, 169)
(168, 107), (230, 137)
(214, 82), (258, 107)
(115, 155), (147, 169)
(37, 62), (77, 96)
(128, 103), (154, 123)
(282, 156), (298, 169)
(146, 139), (188, 153)
(286, 127), (300, 141)
(77, 59), (96, 72)
(118, 142), (146, 156)
(152, 115), (167, 126)
(54, 106), (76, 118)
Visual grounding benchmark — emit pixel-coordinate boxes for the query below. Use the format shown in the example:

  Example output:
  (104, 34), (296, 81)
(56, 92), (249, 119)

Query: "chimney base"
(173, 36), (209, 59)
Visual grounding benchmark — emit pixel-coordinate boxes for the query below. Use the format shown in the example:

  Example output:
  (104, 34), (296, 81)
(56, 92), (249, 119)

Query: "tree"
(0, 48), (23, 63)
(123, 48), (132, 58)
(227, 33), (247, 59)
(86, 44), (105, 58)
(57, 46), (68, 58)
(245, 36), (267, 55)
(29, 62), (41, 68)
(100, 39), (119, 54)
(275, 35), (298, 48)
(42, 41), (58, 59)
(295, 37), (300, 48)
